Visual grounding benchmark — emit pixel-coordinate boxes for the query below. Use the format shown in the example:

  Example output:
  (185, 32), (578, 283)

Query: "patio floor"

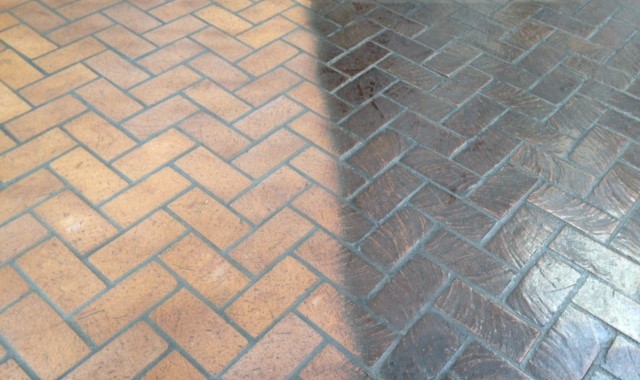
(0, 0), (639, 378)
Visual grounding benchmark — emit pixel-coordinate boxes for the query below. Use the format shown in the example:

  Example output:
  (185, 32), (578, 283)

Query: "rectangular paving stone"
(0, 24), (56, 58)
(224, 314), (322, 379)
(507, 253), (580, 326)
(90, 210), (185, 281)
(50, 147), (128, 204)
(382, 312), (464, 379)
(113, 128), (195, 181)
(35, 191), (117, 253)
(0, 294), (90, 379)
(0, 49), (43, 89)
(162, 234), (250, 306)
(152, 289), (247, 374)
(76, 78), (143, 122)
(511, 144), (595, 196)
(374, 30), (432, 63)
(360, 207), (431, 269)
(485, 82), (556, 120)
(298, 283), (396, 365)
(141, 351), (205, 380)
(573, 277), (640, 342)
(0, 82), (30, 124)
(0, 266), (29, 310)
(102, 167), (191, 227)
(332, 41), (388, 76)
(76, 262), (177, 344)
(527, 306), (612, 380)
(337, 68), (394, 105)
(436, 279), (539, 361)
(96, 25), (154, 58)
(451, 342), (530, 379)
(528, 184), (617, 242)
(341, 97), (402, 139)
(0, 214), (49, 264)
(444, 94), (504, 138)
(185, 80), (251, 122)
(392, 112), (463, 156)
(589, 163), (640, 219)
(177, 146), (251, 201)
(470, 165), (537, 218)
(353, 165), (421, 221)
(454, 129), (519, 176)
(65, 323), (167, 380)
(63, 112), (136, 162)
(18, 238), (105, 313)
(432, 66), (492, 105)
(85, 49), (149, 90)
(46, 14), (113, 46)
(412, 185), (494, 241)
(296, 231), (382, 298)
(130, 66), (201, 106)
(227, 256), (317, 337)
(425, 41), (480, 77)
(347, 129), (411, 177)
(472, 54), (538, 89)
(180, 113), (250, 159)
(552, 227), (640, 300)
(230, 207), (313, 275)
(232, 129), (305, 178)
(6, 95), (85, 141)
(602, 335), (640, 380)
(123, 96), (199, 140)
(570, 127), (627, 172)
(386, 82), (454, 122)
(424, 229), (514, 295)
(170, 188), (250, 250)
(378, 55), (440, 91)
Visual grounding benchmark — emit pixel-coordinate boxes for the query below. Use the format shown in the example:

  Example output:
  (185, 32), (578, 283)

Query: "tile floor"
(1, 0), (640, 378)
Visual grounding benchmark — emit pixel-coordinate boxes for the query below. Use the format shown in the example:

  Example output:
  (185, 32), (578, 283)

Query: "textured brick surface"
(1, 0), (640, 378)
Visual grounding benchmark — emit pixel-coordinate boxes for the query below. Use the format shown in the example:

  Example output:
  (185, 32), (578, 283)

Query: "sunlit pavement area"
(1, 0), (640, 378)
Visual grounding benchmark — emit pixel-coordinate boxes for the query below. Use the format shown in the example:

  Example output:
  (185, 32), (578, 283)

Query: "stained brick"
(233, 129), (305, 178)
(0, 49), (43, 89)
(0, 170), (63, 224)
(130, 66), (201, 106)
(179, 113), (250, 159)
(123, 96), (199, 140)
(185, 80), (251, 122)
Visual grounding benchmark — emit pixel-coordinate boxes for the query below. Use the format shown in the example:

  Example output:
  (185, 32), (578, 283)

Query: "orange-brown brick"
(233, 128), (305, 178)
(113, 128), (195, 181)
(75, 262), (177, 344)
(5, 95), (86, 141)
(123, 96), (199, 140)
(231, 167), (309, 223)
(224, 314), (322, 379)
(18, 238), (105, 313)
(90, 210), (185, 280)
(151, 289), (247, 374)
(35, 190), (117, 253)
(0, 266), (29, 309)
(0, 169), (63, 224)
(63, 112), (136, 161)
(0, 214), (49, 264)
(161, 234), (250, 306)
(76, 78), (143, 121)
(0, 82), (31, 123)
(230, 207), (314, 274)
(142, 351), (205, 380)
(0, 128), (75, 183)
(0, 294), (90, 378)
(226, 256), (317, 336)
(179, 113), (250, 159)
(175, 146), (251, 201)
(169, 188), (250, 249)
(20, 63), (96, 105)
(50, 147), (128, 204)
(65, 323), (167, 379)
(0, 49), (43, 89)
(34, 37), (106, 73)
(101, 167), (191, 227)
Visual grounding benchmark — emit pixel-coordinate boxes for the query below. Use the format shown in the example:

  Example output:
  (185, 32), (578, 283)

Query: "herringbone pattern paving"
(1, 0), (639, 378)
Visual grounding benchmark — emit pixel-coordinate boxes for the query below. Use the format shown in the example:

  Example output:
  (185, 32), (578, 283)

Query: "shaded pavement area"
(1, 0), (640, 378)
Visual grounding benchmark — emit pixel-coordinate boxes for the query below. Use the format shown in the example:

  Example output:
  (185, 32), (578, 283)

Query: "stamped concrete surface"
(1, 0), (640, 379)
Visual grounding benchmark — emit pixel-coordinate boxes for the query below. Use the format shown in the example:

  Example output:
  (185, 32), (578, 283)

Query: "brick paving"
(0, 0), (640, 378)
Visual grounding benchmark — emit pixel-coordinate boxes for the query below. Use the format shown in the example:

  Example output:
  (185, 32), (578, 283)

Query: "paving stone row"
(0, 0), (639, 379)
